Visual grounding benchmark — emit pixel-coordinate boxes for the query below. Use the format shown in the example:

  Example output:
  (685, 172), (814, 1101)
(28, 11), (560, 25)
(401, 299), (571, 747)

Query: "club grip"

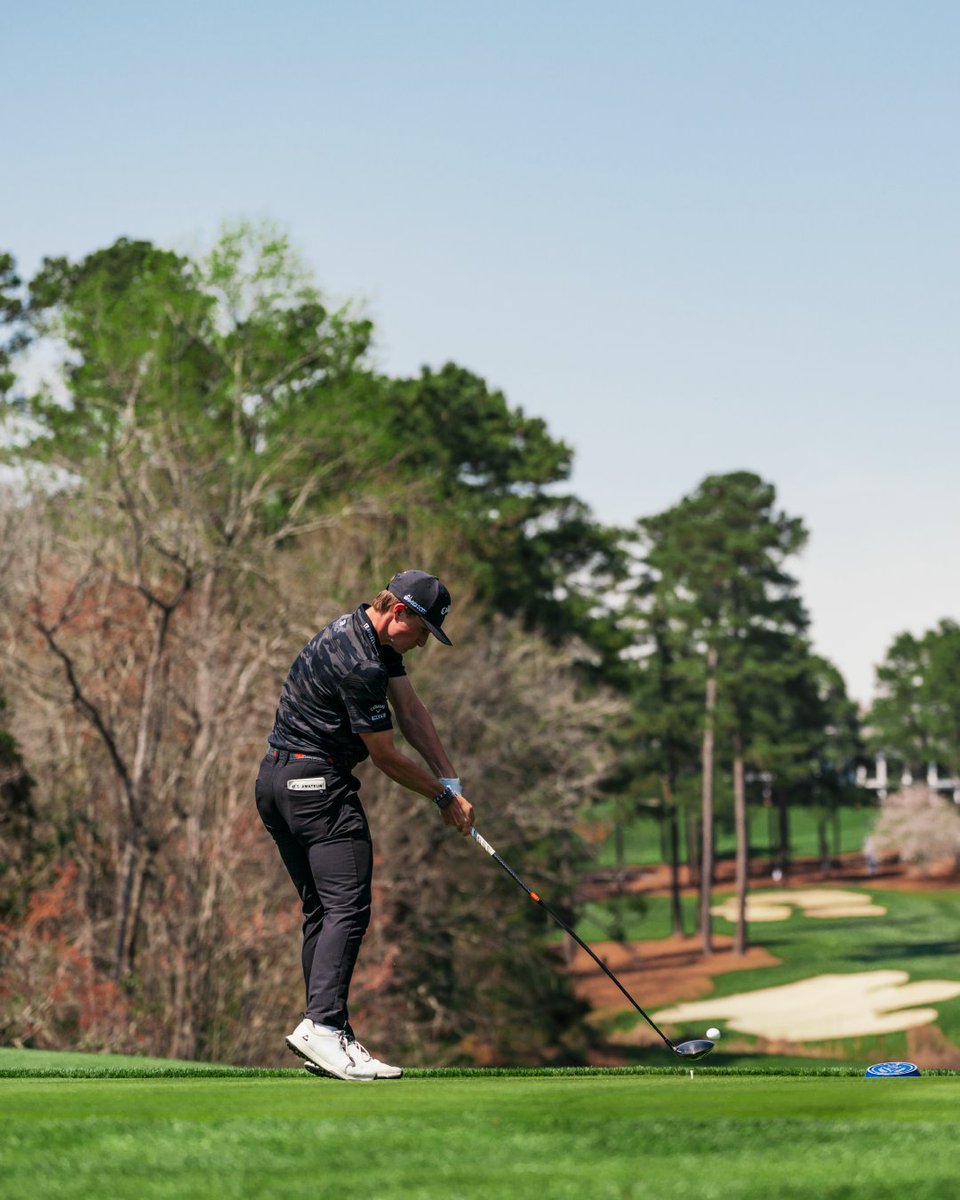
(471, 827), (497, 857)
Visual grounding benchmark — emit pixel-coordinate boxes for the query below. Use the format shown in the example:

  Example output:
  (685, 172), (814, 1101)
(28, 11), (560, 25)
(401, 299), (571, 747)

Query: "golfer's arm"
(359, 729), (444, 799)
(386, 676), (456, 778)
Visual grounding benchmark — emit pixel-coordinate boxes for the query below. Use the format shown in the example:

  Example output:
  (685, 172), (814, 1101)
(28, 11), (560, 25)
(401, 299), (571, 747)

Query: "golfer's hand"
(442, 793), (474, 835)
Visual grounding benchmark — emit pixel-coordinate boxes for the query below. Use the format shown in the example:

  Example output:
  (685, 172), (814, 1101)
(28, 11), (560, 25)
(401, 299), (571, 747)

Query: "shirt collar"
(354, 604), (381, 656)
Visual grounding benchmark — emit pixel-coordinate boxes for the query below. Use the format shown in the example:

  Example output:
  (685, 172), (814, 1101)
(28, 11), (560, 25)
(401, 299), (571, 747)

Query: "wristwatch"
(432, 785), (456, 810)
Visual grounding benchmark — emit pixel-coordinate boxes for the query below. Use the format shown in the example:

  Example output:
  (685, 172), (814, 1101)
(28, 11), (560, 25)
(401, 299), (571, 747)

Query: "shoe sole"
(284, 1035), (376, 1082)
(302, 1060), (403, 1081)
(301, 1060), (336, 1079)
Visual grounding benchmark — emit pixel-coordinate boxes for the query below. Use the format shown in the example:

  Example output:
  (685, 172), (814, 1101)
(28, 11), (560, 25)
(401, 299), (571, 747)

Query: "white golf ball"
(706, 1027), (721, 1040)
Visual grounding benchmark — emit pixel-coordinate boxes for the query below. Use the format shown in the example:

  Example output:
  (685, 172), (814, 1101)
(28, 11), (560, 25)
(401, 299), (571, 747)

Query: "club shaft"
(471, 828), (677, 1052)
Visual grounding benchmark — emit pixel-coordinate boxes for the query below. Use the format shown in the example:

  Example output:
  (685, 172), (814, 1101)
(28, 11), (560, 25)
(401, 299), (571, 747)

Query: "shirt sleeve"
(339, 663), (394, 733)
(379, 643), (406, 678)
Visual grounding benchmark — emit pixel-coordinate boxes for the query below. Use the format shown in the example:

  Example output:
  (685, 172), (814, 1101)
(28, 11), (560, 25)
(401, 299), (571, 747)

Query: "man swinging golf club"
(255, 569), (474, 1081)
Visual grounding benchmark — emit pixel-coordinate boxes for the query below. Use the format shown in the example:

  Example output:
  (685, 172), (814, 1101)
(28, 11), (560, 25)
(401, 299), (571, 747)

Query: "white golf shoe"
(285, 1018), (377, 1081)
(300, 1032), (403, 1080)
(345, 1035), (403, 1079)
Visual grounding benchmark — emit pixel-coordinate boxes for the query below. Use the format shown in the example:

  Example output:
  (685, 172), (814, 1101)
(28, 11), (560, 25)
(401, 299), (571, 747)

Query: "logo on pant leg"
(287, 777), (328, 792)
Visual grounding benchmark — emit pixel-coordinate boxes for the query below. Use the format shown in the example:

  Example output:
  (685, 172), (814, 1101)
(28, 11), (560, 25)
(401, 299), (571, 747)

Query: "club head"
(672, 1038), (715, 1061)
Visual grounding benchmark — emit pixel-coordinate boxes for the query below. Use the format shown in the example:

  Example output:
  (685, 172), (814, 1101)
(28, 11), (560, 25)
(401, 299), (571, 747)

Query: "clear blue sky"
(6, 1), (959, 704)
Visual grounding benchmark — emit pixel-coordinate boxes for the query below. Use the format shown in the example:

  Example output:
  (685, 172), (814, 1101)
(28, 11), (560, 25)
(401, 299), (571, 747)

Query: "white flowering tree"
(870, 785), (960, 876)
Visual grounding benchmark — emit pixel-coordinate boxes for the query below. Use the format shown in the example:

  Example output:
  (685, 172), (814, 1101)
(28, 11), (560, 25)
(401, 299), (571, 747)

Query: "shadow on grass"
(848, 940), (960, 963)
(590, 1042), (868, 1072)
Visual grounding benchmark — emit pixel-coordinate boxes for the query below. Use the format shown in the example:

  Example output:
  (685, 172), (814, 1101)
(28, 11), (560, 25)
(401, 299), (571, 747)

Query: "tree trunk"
(614, 806), (625, 873)
(115, 601), (173, 980)
(686, 804), (700, 887)
(668, 806), (684, 936)
(818, 811), (831, 874)
(113, 834), (141, 980)
(776, 785), (790, 880)
(733, 735), (748, 955)
(662, 776), (684, 937)
(700, 646), (717, 956)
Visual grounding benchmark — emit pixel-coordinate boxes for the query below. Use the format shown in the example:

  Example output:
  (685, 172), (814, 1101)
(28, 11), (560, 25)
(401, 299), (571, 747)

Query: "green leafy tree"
(18, 231), (381, 533)
(4, 228), (379, 1001)
(2, 227), (418, 1055)
(766, 653), (862, 873)
(636, 472), (810, 955)
(0, 252), (27, 401)
(0, 225), (624, 1063)
(611, 583), (704, 935)
(868, 621), (960, 782)
(384, 363), (627, 650)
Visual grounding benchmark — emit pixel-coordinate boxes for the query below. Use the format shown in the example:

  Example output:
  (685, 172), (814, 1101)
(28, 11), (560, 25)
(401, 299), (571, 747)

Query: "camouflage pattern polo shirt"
(268, 605), (406, 768)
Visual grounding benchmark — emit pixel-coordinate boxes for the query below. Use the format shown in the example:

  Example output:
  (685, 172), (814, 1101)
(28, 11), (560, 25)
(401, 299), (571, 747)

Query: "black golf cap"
(387, 570), (453, 646)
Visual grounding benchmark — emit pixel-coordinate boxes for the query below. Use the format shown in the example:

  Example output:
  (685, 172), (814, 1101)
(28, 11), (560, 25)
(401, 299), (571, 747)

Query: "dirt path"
(578, 851), (960, 902)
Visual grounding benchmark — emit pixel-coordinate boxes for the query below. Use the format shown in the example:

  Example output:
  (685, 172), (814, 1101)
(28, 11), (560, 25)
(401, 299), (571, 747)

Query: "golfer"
(255, 569), (474, 1081)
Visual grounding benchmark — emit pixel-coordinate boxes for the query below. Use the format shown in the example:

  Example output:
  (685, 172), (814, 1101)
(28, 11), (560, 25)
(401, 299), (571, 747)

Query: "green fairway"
(588, 803), (878, 868)
(2, 1062), (959, 1199)
(573, 885), (960, 1060)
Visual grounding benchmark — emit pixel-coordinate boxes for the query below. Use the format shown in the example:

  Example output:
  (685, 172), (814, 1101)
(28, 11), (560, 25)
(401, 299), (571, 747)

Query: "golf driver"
(471, 828), (715, 1062)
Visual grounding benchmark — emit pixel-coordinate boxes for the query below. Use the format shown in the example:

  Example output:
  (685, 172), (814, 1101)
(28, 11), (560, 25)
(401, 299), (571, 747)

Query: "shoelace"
(348, 1037), (374, 1064)
(328, 1030), (359, 1068)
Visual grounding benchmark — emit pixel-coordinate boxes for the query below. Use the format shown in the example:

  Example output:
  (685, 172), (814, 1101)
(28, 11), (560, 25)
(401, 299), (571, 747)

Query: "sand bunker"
(711, 889), (887, 923)
(654, 969), (960, 1041)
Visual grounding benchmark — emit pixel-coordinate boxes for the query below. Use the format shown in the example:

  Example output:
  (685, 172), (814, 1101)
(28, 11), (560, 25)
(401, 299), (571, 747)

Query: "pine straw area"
(567, 933), (778, 1017)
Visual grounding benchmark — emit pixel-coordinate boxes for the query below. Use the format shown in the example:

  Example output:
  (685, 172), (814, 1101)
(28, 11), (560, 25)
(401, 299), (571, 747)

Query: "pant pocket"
(285, 775), (329, 794)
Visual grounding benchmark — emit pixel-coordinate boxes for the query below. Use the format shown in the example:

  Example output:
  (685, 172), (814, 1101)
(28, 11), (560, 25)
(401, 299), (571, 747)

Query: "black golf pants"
(255, 750), (373, 1030)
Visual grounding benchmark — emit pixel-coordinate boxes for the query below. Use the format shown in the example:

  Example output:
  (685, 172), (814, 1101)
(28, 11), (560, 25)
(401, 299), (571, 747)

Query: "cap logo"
(403, 593), (428, 616)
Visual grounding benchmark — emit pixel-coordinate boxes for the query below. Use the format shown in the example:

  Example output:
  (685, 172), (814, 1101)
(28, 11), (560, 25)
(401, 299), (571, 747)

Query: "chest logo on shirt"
(287, 777), (327, 792)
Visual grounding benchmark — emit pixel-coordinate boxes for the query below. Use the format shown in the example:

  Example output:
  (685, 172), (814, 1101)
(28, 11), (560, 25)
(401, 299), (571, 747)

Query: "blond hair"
(370, 590), (400, 614)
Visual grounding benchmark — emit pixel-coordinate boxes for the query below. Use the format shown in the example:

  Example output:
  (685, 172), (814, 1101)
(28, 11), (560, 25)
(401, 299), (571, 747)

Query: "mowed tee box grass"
(3, 1052), (960, 1200)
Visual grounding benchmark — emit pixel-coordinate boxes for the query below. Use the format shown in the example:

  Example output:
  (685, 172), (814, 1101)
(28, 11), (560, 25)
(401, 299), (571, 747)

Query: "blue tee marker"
(865, 1061), (921, 1077)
